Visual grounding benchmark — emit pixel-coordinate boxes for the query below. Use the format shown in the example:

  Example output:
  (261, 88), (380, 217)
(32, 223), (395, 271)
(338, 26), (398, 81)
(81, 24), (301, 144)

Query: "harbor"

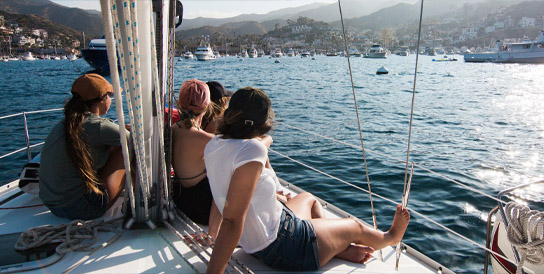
(1, 50), (543, 273)
(1, 1), (543, 273)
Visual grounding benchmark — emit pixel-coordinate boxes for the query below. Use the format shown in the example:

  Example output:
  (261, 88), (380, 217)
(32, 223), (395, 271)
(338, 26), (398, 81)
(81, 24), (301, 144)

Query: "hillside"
(0, 0), (103, 38)
(0, 9), (82, 43)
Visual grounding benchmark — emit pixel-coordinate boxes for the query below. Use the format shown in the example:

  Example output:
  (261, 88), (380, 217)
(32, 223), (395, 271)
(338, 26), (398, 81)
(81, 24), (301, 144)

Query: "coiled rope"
(504, 202), (544, 274)
(14, 217), (123, 253)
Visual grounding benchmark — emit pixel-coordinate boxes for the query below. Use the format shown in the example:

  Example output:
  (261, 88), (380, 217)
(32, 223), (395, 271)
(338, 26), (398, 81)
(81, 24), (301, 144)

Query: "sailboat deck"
(0, 180), (452, 273)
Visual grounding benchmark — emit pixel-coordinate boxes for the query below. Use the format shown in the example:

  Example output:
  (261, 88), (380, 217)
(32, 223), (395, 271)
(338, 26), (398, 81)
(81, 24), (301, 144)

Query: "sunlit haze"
(50, 0), (338, 19)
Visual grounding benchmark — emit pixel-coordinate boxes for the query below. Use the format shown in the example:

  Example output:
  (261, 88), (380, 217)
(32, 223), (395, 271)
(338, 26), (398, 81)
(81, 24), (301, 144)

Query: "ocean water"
(1, 55), (543, 273)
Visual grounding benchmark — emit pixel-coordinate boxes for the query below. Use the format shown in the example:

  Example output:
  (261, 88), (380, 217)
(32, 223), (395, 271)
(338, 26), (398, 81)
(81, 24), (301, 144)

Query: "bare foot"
(386, 205), (410, 245)
(335, 244), (374, 264)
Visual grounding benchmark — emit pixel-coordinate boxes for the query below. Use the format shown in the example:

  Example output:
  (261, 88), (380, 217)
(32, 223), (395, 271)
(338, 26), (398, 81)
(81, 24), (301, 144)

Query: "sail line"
(337, 0), (382, 261)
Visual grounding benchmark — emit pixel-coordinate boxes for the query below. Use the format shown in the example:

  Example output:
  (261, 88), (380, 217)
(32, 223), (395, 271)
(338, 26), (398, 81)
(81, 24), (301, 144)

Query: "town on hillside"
(0, 14), (82, 60)
(0, 1), (543, 60)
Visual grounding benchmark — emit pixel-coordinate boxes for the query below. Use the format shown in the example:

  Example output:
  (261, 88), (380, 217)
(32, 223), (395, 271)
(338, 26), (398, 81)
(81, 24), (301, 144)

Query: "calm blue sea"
(1, 55), (543, 273)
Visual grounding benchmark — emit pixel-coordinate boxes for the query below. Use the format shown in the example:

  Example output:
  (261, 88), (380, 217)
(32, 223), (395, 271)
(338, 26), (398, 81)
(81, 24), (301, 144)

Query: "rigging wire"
(337, 0), (382, 261)
(395, 0), (426, 268)
(268, 148), (520, 268)
(278, 121), (507, 205)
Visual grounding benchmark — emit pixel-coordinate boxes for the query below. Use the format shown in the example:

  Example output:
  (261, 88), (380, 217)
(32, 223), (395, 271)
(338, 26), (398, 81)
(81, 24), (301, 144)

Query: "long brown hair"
(63, 94), (104, 194)
(202, 96), (229, 132)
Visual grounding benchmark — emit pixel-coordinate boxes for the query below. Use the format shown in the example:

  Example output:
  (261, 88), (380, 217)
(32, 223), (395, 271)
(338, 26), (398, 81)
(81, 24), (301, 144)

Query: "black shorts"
(173, 177), (213, 225)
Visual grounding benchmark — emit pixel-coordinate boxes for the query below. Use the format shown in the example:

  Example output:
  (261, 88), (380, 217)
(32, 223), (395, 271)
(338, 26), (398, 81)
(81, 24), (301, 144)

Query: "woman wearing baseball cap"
(39, 73), (128, 220)
(171, 79), (220, 230)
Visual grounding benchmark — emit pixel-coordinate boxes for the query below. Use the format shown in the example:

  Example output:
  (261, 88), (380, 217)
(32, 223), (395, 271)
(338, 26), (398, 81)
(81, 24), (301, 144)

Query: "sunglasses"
(107, 92), (114, 98)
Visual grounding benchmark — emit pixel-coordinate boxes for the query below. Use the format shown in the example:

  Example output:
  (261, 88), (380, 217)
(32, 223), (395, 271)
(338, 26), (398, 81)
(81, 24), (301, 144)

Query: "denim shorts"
(251, 204), (320, 271)
(49, 186), (109, 221)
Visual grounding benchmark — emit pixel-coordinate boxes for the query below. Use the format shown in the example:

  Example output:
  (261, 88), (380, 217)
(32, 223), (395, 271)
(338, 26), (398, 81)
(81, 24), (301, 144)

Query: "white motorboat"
(248, 47), (257, 58)
(183, 51), (193, 59)
(424, 47), (437, 56)
(194, 45), (215, 61)
(194, 36), (216, 61)
(68, 54), (78, 61)
(364, 44), (387, 58)
(398, 46), (410, 56)
(257, 49), (265, 57)
(271, 48), (283, 58)
(0, 2), (541, 274)
(287, 48), (295, 57)
(21, 52), (36, 61)
(348, 48), (362, 57)
(464, 23), (544, 63)
(213, 50), (221, 57)
(239, 49), (248, 58)
(301, 50), (311, 57)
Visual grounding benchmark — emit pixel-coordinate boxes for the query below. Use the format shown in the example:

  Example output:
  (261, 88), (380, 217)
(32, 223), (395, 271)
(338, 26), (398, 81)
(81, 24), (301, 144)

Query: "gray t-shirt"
(39, 113), (123, 208)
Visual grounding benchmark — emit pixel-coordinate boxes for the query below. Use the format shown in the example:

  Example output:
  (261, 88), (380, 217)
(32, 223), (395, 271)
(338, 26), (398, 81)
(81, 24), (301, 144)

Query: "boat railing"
(0, 108), (63, 162)
(273, 120), (534, 272)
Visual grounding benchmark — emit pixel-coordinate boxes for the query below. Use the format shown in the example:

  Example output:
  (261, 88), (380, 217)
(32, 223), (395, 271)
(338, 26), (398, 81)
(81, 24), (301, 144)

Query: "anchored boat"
(0, 1), (542, 274)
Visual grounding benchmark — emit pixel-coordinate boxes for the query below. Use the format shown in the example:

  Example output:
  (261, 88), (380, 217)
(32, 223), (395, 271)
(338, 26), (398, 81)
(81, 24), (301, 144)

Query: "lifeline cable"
(337, 0), (382, 261)
(268, 148), (521, 269)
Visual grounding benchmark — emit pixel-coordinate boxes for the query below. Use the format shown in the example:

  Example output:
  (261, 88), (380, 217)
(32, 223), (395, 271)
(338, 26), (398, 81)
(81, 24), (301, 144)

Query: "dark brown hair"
(217, 87), (273, 139)
(63, 93), (105, 194)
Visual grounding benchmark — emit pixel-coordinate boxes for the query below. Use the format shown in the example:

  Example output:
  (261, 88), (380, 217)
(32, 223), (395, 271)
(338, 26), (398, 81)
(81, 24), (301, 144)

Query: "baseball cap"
(206, 81), (233, 102)
(71, 74), (112, 101)
(178, 79), (210, 112)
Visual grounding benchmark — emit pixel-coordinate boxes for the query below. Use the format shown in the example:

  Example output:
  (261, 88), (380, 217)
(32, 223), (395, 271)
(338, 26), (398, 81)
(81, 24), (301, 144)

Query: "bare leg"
(310, 205), (410, 267)
(285, 192), (325, 220)
(99, 146), (126, 208)
(335, 244), (374, 264)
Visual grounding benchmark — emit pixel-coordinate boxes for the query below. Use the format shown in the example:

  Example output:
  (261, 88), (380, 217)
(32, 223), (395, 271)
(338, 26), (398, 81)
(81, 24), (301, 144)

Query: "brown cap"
(71, 74), (112, 101)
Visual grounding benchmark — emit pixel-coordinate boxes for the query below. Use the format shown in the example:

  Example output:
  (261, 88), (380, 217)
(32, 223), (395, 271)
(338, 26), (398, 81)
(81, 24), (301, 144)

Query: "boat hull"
(81, 48), (110, 73)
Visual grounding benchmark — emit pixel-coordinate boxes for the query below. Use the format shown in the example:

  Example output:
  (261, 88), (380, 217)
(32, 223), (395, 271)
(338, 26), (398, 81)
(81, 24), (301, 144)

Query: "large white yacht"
(364, 44), (387, 58)
(194, 36), (216, 61)
(248, 47), (257, 58)
(194, 46), (216, 61)
(21, 52), (36, 61)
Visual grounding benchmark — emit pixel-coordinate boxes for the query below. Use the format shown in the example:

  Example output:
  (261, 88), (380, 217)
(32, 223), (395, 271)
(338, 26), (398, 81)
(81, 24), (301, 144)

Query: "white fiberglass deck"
(0, 180), (452, 273)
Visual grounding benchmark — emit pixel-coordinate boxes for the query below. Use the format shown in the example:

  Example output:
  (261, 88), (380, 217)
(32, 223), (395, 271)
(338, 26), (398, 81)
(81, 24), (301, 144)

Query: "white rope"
(101, 0), (137, 223)
(504, 202), (544, 274)
(14, 217), (122, 253)
(110, 0), (152, 220)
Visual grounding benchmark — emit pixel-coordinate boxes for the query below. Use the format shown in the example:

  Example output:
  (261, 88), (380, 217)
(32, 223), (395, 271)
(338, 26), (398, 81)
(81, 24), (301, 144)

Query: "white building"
(493, 21), (505, 29)
(519, 17), (536, 28)
(485, 26), (496, 33)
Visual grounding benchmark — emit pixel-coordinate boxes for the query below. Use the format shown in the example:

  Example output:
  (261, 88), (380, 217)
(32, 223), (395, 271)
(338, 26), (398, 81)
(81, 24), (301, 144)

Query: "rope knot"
(504, 202), (544, 274)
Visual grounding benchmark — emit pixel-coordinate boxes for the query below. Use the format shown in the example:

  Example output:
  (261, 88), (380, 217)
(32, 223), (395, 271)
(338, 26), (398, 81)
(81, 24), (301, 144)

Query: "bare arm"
(207, 201), (222, 239)
(206, 161), (263, 274)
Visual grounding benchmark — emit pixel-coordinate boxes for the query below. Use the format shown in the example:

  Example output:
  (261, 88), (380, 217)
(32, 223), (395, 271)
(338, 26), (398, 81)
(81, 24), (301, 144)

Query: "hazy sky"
(50, 0), (338, 19)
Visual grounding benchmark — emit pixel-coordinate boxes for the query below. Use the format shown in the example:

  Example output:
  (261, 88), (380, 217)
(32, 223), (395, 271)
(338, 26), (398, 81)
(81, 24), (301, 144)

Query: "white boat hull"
(489, 210), (544, 274)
